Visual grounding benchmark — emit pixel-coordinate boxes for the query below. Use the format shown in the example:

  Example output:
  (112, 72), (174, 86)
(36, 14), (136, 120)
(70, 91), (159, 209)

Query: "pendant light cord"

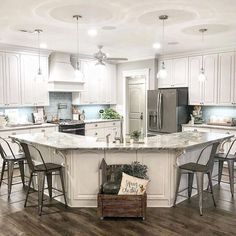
(75, 15), (80, 70)
(38, 30), (41, 74)
(162, 19), (165, 58)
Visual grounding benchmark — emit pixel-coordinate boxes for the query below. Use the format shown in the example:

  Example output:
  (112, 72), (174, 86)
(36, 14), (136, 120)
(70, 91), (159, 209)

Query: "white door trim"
(122, 68), (150, 136)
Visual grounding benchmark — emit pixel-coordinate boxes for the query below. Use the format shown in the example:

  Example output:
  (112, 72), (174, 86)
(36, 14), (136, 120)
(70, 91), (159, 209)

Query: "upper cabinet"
(21, 54), (49, 106)
(5, 53), (21, 107)
(189, 54), (218, 105)
(0, 50), (49, 108)
(72, 61), (117, 105)
(218, 52), (235, 105)
(158, 57), (188, 88)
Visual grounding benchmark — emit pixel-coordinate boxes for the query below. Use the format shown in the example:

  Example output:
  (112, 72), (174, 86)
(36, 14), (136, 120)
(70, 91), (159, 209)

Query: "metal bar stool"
(173, 142), (220, 216)
(214, 138), (236, 197)
(20, 142), (67, 216)
(0, 137), (26, 197)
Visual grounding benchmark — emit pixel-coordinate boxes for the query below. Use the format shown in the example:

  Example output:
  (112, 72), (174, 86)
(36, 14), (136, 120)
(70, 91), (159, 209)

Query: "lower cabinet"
(85, 121), (121, 141)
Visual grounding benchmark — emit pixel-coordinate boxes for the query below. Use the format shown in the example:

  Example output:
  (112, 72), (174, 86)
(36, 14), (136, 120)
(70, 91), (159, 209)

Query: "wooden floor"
(0, 172), (236, 236)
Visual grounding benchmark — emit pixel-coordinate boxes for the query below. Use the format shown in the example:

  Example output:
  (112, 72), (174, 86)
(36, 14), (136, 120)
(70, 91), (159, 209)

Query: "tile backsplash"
(0, 92), (110, 122)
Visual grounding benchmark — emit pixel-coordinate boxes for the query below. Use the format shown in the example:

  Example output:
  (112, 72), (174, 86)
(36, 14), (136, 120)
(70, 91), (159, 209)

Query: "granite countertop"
(10, 131), (233, 151)
(84, 119), (121, 124)
(0, 123), (58, 132)
(182, 123), (236, 131)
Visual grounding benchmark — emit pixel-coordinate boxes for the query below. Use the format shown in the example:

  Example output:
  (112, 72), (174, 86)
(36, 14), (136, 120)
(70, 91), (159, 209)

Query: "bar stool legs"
(59, 169), (68, 207)
(188, 173), (194, 199)
(218, 161), (224, 185)
(207, 172), (216, 207)
(18, 160), (25, 187)
(7, 162), (14, 197)
(173, 168), (181, 207)
(228, 160), (234, 197)
(24, 173), (33, 207)
(46, 173), (53, 199)
(0, 161), (6, 187)
(38, 172), (45, 216)
(196, 172), (204, 216)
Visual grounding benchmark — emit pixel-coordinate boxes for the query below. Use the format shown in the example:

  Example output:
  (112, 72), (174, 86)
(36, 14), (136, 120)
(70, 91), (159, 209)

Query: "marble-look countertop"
(182, 123), (236, 131)
(0, 123), (58, 132)
(10, 131), (233, 151)
(84, 119), (120, 124)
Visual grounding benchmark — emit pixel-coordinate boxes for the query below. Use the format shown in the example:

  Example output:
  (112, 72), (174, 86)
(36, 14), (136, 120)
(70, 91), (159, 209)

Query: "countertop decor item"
(101, 108), (120, 119)
(131, 130), (141, 141)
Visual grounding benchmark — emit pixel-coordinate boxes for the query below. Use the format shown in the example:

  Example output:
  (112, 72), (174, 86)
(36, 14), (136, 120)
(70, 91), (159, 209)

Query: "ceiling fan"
(93, 45), (128, 65)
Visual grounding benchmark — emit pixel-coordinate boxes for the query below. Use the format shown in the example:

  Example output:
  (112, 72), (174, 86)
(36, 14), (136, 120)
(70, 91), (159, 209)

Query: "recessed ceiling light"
(168, 41), (179, 45)
(102, 26), (116, 30)
(88, 29), (98, 37)
(40, 43), (47, 49)
(152, 42), (161, 49)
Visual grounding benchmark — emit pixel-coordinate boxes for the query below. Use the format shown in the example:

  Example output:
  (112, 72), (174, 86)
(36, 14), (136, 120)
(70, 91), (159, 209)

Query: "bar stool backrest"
(20, 142), (48, 172)
(196, 142), (220, 171)
(0, 137), (16, 160)
(224, 138), (236, 158)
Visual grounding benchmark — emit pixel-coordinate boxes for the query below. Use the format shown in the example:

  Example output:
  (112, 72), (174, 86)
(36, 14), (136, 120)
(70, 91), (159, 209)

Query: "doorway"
(123, 69), (150, 136)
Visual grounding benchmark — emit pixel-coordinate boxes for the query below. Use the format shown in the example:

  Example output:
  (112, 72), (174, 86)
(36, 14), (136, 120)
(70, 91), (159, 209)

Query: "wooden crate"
(97, 193), (147, 220)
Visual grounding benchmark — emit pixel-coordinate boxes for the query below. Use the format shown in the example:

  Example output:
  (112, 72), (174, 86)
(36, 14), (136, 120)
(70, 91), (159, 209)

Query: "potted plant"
(131, 130), (141, 142)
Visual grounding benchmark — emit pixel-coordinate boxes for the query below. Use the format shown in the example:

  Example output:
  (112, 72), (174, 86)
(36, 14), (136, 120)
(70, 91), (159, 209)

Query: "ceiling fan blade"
(106, 57), (128, 61)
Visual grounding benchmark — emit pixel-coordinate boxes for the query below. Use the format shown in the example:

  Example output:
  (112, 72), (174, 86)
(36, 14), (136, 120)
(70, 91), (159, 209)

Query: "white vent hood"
(48, 52), (84, 92)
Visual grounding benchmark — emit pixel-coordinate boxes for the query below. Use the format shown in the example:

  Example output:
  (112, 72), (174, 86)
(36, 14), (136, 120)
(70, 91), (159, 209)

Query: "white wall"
(116, 58), (157, 109)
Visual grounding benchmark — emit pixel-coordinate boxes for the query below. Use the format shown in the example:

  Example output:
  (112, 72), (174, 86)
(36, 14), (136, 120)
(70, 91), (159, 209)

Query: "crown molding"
(0, 43), (52, 57)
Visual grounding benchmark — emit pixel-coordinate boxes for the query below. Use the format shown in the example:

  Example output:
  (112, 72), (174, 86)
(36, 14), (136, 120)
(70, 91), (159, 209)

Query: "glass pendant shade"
(157, 62), (167, 79)
(198, 68), (206, 82)
(35, 68), (44, 80)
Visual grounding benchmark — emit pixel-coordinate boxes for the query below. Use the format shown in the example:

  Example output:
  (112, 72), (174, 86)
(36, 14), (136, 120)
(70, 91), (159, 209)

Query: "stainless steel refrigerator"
(147, 88), (189, 135)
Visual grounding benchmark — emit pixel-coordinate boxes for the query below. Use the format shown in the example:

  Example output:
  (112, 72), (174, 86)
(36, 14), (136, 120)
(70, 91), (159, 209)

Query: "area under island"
(11, 131), (232, 208)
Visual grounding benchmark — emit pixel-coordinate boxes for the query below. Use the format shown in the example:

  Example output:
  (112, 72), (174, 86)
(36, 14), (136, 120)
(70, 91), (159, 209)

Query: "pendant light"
(198, 28), (207, 82)
(157, 15), (168, 79)
(73, 15), (84, 80)
(35, 29), (43, 80)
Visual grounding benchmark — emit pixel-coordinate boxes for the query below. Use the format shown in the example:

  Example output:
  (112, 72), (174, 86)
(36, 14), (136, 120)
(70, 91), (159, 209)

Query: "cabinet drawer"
(85, 122), (105, 129)
(104, 121), (120, 128)
(0, 129), (30, 139)
(85, 128), (104, 139)
(30, 126), (58, 134)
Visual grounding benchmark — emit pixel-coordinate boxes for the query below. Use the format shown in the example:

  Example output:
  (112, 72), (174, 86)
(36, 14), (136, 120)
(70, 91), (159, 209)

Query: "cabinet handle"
(226, 132), (230, 134)
(95, 124), (98, 127)
(41, 129), (45, 133)
(12, 132), (16, 135)
(113, 123), (116, 125)
(95, 132), (98, 135)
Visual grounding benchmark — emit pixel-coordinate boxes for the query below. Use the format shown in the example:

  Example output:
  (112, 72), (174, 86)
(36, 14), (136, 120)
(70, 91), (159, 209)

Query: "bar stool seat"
(34, 163), (62, 172)
(179, 163), (208, 173)
(173, 142), (220, 216)
(0, 137), (26, 197)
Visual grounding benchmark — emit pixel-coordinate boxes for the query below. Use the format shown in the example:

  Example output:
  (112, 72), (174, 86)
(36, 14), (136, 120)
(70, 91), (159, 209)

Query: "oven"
(59, 123), (85, 135)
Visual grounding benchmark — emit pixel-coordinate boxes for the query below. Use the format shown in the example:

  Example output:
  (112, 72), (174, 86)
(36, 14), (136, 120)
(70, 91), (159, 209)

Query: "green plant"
(102, 108), (121, 119)
(130, 130), (141, 140)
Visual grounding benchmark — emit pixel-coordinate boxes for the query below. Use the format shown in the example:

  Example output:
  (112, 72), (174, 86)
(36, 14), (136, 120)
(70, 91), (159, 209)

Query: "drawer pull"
(95, 132), (98, 135)
(95, 124), (98, 127)
(12, 132), (16, 135)
(41, 129), (45, 133)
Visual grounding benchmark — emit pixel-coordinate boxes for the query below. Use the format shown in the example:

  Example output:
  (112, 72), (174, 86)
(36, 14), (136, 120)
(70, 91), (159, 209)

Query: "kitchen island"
(11, 131), (232, 208)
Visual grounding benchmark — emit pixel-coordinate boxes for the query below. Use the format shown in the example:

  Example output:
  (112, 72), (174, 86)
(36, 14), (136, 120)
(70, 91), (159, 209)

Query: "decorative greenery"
(130, 130), (141, 140)
(101, 108), (121, 119)
(114, 162), (149, 182)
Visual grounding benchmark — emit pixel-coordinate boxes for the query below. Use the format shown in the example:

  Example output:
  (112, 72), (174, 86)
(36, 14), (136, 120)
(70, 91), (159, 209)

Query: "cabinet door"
(218, 52), (234, 105)
(105, 63), (116, 104)
(157, 59), (172, 88)
(189, 56), (202, 105)
(5, 53), (21, 106)
(172, 57), (188, 87)
(202, 54), (218, 105)
(0, 52), (5, 106)
(35, 56), (49, 106)
(79, 61), (90, 104)
(21, 55), (49, 106)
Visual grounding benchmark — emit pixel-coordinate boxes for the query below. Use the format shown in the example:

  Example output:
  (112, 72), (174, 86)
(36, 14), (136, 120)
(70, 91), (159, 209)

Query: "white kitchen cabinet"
(21, 54), (49, 106)
(0, 52), (5, 107)
(73, 61), (116, 105)
(158, 58), (188, 88)
(203, 54), (218, 105)
(218, 52), (234, 106)
(189, 56), (202, 105)
(5, 53), (21, 107)
(189, 54), (218, 105)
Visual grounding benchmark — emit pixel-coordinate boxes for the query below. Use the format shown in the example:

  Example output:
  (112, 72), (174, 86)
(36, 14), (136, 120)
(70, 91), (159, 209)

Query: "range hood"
(48, 52), (84, 92)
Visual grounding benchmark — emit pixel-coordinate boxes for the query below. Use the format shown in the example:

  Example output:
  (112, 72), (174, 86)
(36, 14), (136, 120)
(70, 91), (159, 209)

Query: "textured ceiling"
(0, 0), (236, 60)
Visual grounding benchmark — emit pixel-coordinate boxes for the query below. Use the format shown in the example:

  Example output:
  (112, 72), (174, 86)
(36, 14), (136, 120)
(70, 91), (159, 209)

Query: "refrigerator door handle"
(157, 92), (160, 130)
(159, 93), (163, 129)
